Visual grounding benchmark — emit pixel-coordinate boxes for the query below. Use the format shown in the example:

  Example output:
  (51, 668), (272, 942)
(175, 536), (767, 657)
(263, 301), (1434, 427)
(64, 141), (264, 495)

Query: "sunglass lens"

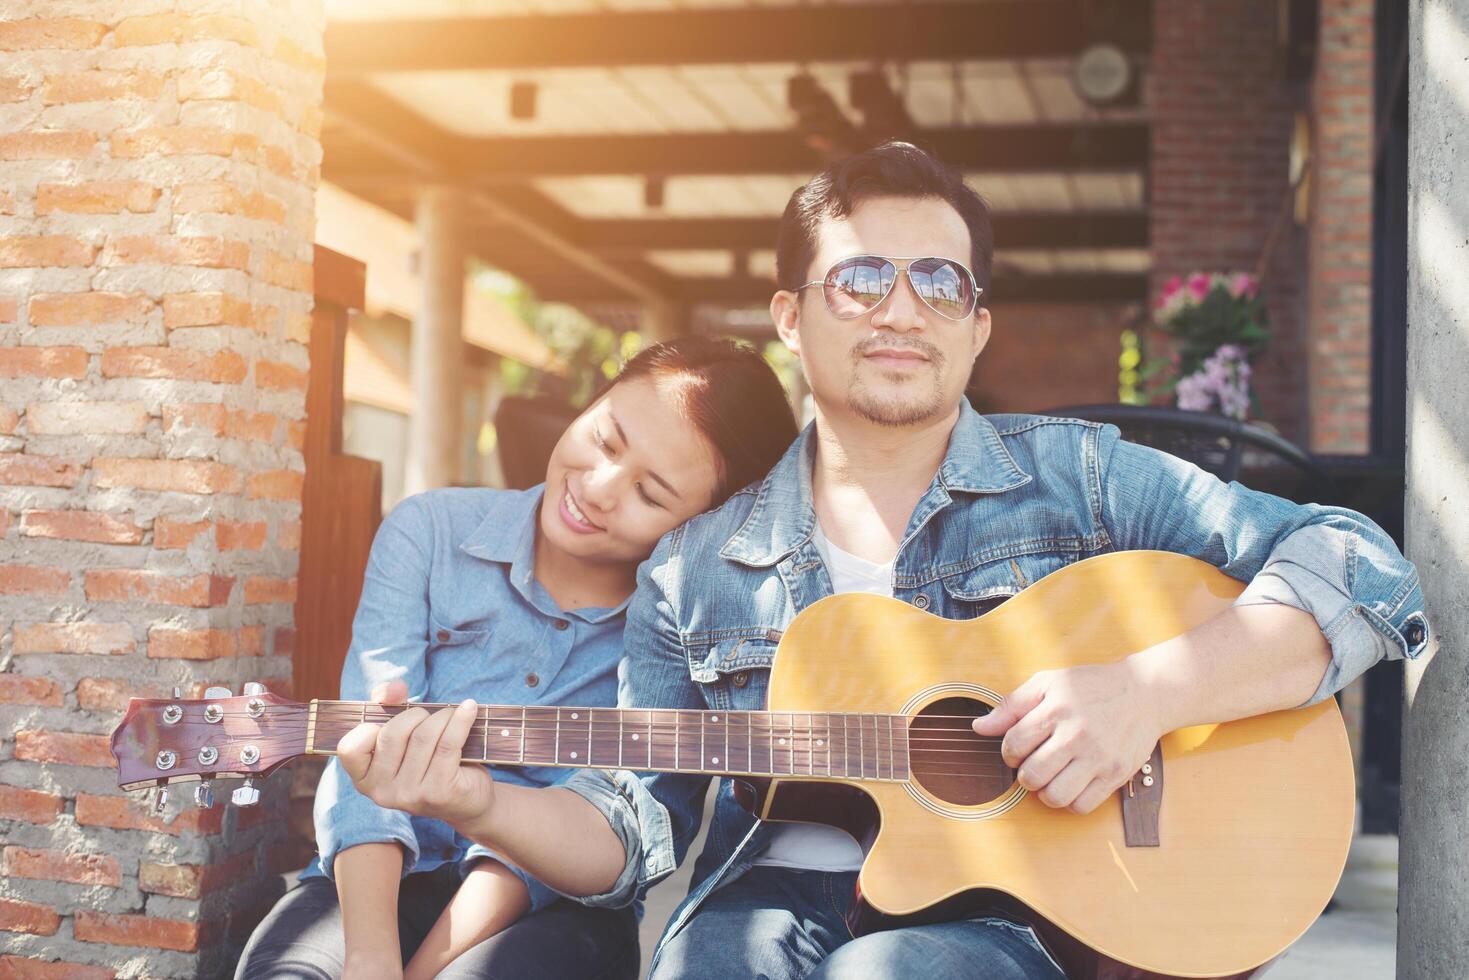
(908, 258), (974, 318)
(825, 256), (896, 318)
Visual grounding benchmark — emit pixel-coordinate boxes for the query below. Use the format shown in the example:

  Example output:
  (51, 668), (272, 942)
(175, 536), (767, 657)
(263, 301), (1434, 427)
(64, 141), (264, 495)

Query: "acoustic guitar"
(111, 551), (1355, 979)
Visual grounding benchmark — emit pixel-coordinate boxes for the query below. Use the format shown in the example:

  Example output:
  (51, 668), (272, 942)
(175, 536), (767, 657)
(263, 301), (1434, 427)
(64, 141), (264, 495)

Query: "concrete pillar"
(1398, 1), (1469, 976)
(406, 186), (466, 494)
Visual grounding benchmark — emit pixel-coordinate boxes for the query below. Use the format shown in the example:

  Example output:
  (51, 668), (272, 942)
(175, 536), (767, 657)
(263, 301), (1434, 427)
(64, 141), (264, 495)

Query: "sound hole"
(910, 696), (1015, 806)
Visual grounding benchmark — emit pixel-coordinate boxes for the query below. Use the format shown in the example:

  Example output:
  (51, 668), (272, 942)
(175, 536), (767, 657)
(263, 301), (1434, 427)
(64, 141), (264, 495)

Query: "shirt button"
(436, 630), (449, 642)
(732, 671), (749, 688)
(525, 673), (540, 688)
(912, 594), (930, 610)
(553, 619), (569, 631)
(1405, 622), (1425, 646)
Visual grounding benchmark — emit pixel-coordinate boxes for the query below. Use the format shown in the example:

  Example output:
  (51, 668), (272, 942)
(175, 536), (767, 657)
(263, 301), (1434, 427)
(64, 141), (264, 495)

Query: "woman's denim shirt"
(561, 406), (1429, 956)
(303, 485), (628, 913)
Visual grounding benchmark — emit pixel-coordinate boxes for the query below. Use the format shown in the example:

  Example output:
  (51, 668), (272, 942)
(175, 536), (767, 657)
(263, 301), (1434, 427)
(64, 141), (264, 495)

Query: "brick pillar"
(1149, 0), (1309, 443)
(0, 4), (323, 975)
(1307, 0), (1375, 453)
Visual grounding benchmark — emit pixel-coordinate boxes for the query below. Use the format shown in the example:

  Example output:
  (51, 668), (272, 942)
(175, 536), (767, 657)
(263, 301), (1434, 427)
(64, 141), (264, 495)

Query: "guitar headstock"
(110, 685), (308, 809)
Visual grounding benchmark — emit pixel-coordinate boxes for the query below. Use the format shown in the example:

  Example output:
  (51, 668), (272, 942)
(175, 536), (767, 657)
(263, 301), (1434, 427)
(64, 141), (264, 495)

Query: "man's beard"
(845, 340), (948, 427)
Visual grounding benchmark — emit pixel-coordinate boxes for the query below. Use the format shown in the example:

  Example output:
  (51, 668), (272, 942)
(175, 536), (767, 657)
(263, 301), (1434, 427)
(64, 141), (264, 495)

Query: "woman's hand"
(337, 681), (497, 829)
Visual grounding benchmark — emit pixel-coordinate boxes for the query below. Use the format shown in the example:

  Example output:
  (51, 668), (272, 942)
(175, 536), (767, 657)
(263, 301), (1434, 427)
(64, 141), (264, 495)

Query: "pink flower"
(1186, 272), (1212, 303)
(1228, 272), (1259, 299)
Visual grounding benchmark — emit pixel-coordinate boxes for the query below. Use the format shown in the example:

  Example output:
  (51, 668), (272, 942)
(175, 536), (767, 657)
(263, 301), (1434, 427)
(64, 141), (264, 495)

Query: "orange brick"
(239, 625), (264, 656)
(0, 236), (95, 268)
(246, 469), (303, 501)
(0, 76), (33, 103)
(0, 956), (115, 979)
(13, 622), (135, 655)
(172, 183), (286, 223)
(0, 565), (69, 596)
(277, 520), (302, 550)
(77, 677), (168, 712)
(0, 348), (88, 379)
(4, 847), (122, 887)
(285, 310), (311, 344)
(92, 457), (243, 494)
(21, 510), (144, 544)
(259, 143), (300, 181)
(0, 899), (59, 937)
(162, 291), (253, 329)
(37, 181), (161, 214)
(177, 68), (283, 114)
(0, 786), (64, 825)
(215, 520), (266, 550)
(0, 454), (84, 487)
(0, 675), (64, 707)
(43, 71), (166, 104)
(0, 296), (16, 321)
(0, 131), (95, 160)
(260, 250), (312, 291)
(110, 126), (239, 158)
(0, 408), (18, 435)
(108, 235), (249, 270)
(29, 291), (151, 326)
(162, 403), (276, 441)
(244, 576), (296, 605)
(0, 19), (108, 50)
(147, 627), (237, 661)
(15, 730), (113, 768)
(74, 792), (222, 836)
(114, 13), (260, 48)
(286, 419), (307, 450)
(74, 911), (199, 953)
(101, 347), (247, 383)
(85, 569), (233, 607)
(298, 104), (324, 140)
(274, 36), (326, 75)
(153, 518), (209, 549)
(256, 360), (306, 391)
(139, 852), (253, 900)
(26, 401), (150, 435)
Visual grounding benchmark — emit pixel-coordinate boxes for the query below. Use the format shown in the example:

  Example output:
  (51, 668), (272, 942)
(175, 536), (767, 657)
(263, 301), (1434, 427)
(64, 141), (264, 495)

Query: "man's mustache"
(851, 338), (945, 365)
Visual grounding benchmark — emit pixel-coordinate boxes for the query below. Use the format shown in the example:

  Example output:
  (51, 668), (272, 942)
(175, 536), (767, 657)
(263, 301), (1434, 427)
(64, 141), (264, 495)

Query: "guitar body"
(757, 551), (1355, 979)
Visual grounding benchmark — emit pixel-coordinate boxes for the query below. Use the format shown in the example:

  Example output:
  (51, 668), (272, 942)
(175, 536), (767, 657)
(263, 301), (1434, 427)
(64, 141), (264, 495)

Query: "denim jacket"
(303, 486), (629, 914)
(562, 405), (1429, 959)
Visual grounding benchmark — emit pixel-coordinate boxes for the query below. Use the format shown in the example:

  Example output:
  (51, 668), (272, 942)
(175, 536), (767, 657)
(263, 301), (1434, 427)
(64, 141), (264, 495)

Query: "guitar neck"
(307, 700), (912, 782)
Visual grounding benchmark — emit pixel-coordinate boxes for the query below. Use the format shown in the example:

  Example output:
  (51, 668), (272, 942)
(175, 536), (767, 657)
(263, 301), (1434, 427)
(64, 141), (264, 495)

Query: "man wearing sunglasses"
(339, 142), (1428, 979)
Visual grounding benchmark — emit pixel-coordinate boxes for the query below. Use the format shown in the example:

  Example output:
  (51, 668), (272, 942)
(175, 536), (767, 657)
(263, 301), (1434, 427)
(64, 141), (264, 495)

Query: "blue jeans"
(236, 865), (638, 979)
(649, 867), (1065, 980)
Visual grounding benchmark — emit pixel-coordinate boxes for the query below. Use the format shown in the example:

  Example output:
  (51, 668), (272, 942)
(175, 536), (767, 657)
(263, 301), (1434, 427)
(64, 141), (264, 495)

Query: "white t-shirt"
(753, 523), (894, 872)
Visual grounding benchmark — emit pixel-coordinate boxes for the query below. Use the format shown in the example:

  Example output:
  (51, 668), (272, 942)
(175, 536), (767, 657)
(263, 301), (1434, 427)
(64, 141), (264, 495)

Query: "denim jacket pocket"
(426, 617), (491, 650)
(686, 630), (780, 708)
(939, 551), (1078, 618)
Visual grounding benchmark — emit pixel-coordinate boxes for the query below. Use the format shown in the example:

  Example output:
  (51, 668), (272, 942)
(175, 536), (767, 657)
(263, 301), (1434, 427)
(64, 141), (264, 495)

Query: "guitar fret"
(519, 706), (526, 764)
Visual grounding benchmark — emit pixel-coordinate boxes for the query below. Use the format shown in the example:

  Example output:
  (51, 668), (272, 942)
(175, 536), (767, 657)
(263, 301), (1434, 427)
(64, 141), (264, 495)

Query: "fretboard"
(307, 701), (912, 782)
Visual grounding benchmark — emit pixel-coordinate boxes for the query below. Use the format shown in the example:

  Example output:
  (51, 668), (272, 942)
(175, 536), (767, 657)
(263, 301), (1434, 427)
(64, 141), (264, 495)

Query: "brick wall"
(1149, 0), (1311, 444)
(0, 3), (323, 976)
(1308, 0), (1375, 453)
(970, 302), (1138, 413)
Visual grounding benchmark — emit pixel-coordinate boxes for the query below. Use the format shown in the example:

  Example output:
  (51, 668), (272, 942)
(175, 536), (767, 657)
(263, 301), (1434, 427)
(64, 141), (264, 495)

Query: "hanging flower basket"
(1152, 272), (1270, 420)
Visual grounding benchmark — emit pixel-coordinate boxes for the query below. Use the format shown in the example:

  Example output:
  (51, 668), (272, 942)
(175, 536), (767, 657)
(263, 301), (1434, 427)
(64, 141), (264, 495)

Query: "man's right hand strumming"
(336, 681), (497, 830)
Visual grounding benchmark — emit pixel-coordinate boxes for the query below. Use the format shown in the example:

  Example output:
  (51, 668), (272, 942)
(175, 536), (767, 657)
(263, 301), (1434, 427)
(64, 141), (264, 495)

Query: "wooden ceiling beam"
(323, 121), (1151, 181)
(581, 213), (1149, 253)
(325, 1), (1151, 74)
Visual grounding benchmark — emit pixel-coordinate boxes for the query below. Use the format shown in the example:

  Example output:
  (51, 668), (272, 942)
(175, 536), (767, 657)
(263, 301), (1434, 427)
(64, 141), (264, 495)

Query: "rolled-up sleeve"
(558, 528), (711, 908)
(1097, 425), (1430, 706)
(314, 497), (435, 880)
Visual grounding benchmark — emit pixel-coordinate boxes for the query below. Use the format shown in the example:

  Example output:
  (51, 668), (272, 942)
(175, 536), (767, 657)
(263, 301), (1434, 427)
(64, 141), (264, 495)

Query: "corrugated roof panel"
(645, 250), (736, 277)
(676, 64), (793, 131)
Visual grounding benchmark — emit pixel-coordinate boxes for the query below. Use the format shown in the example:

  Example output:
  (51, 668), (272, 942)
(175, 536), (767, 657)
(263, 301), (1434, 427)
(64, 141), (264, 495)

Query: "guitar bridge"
(1121, 743), (1163, 847)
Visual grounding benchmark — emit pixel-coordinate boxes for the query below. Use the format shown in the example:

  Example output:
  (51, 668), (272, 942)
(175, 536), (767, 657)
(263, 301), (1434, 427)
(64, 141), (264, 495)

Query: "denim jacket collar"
(720, 402), (1032, 568)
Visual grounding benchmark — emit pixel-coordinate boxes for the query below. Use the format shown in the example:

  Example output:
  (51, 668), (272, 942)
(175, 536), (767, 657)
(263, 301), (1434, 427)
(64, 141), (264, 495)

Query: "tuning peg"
(172, 686), (183, 699)
(231, 777), (259, 807)
(242, 681), (266, 696)
(194, 780), (215, 809)
(205, 686), (233, 699)
(152, 784), (169, 814)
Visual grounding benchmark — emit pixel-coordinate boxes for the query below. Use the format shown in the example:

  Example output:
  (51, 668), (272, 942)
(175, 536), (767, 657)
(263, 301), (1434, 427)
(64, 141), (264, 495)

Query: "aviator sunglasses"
(796, 254), (982, 321)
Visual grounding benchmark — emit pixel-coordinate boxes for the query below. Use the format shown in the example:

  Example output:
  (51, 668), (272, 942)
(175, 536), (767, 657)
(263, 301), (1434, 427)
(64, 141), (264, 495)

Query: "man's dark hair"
(775, 141), (994, 300)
